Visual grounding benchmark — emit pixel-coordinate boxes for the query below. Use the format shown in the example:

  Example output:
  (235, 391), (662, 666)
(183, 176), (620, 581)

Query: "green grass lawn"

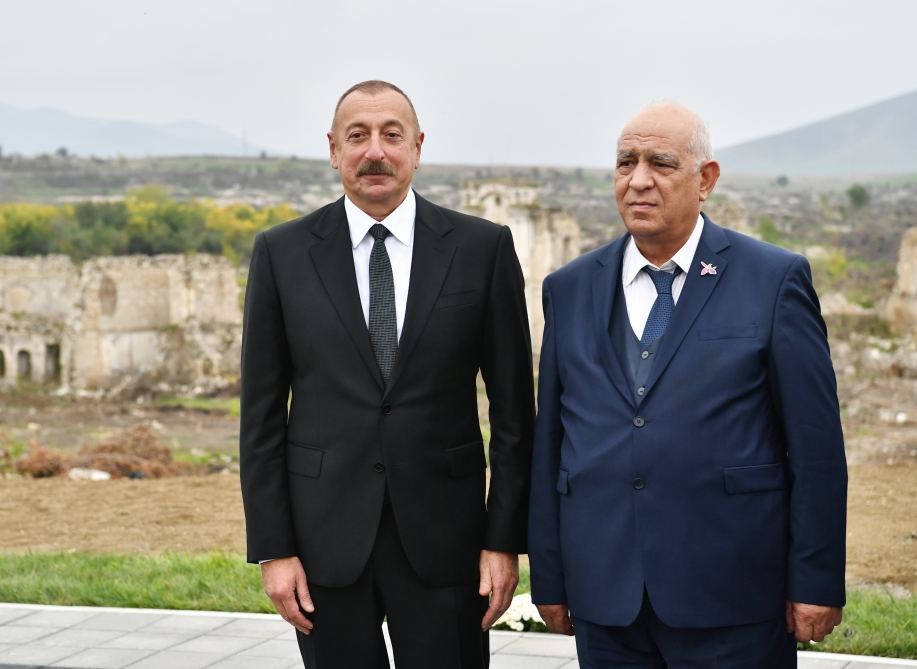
(0, 552), (270, 613)
(0, 552), (913, 658)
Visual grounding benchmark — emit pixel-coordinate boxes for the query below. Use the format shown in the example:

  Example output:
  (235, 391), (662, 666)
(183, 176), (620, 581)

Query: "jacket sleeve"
(480, 225), (536, 554)
(239, 232), (298, 564)
(528, 279), (568, 604)
(770, 255), (848, 606)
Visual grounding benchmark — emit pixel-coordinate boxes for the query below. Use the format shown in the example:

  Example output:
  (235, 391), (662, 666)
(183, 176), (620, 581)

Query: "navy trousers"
(574, 591), (796, 669)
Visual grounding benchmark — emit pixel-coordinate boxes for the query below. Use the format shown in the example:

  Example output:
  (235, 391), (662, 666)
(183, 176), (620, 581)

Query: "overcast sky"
(2, 0), (915, 167)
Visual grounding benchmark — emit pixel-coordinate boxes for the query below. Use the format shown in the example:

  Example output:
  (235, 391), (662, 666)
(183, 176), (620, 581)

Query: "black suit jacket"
(240, 192), (535, 588)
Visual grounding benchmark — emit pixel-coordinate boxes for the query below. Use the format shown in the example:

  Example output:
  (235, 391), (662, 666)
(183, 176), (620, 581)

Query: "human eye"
(347, 130), (367, 142)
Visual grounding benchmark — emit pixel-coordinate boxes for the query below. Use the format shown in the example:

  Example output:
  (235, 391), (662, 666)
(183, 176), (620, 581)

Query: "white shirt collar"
(345, 189), (416, 249)
(622, 214), (705, 287)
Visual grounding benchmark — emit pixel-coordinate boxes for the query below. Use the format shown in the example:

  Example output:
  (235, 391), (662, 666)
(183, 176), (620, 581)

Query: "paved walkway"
(1, 603), (914, 668)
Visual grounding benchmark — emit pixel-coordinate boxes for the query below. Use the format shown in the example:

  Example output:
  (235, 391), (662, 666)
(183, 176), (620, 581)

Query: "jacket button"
(633, 478), (645, 490)
(636, 386), (646, 396)
(641, 350), (650, 360)
(373, 462), (385, 473)
(633, 416), (645, 427)
(381, 404), (392, 415)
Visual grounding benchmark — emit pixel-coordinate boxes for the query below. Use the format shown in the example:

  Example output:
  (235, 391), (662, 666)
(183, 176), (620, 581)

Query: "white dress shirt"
(622, 214), (704, 341)
(345, 190), (415, 341)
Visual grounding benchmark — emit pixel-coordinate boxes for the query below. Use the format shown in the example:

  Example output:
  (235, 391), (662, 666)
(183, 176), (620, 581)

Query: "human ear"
(698, 160), (720, 201)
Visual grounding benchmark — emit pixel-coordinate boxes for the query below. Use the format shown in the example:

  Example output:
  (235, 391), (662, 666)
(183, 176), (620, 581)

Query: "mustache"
(357, 160), (394, 177)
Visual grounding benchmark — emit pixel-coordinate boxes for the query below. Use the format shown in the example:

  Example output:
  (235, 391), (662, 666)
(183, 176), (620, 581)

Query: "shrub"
(72, 425), (185, 479)
(15, 443), (65, 478)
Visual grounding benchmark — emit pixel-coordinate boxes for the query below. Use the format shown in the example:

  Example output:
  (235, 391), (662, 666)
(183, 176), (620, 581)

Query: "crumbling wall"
(0, 254), (241, 393)
(887, 227), (917, 335)
(460, 180), (583, 356)
(0, 255), (76, 384)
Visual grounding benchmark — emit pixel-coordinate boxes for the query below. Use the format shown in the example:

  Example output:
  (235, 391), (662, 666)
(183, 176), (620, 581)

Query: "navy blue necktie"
(641, 267), (680, 346)
(368, 224), (397, 383)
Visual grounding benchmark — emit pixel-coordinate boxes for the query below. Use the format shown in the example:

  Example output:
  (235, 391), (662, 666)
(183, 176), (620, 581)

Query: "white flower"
(494, 593), (545, 632)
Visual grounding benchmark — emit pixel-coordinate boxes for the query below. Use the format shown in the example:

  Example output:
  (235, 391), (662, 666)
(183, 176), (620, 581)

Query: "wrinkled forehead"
(618, 111), (694, 153)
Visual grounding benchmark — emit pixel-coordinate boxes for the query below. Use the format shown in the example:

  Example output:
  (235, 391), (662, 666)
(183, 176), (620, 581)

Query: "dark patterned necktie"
(368, 224), (397, 383)
(640, 267), (680, 346)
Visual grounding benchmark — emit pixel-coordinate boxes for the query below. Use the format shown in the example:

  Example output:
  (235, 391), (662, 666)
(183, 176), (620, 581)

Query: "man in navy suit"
(528, 102), (847, 667)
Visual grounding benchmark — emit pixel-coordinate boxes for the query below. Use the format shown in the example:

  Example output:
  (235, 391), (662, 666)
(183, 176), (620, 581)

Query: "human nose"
(629, 160), (654, 191)
(365, 133), (385, 160)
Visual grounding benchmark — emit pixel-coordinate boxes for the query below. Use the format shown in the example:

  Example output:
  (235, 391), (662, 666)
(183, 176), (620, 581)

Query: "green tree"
(846, 183), (870, 209)
(0, 204), (56, 255)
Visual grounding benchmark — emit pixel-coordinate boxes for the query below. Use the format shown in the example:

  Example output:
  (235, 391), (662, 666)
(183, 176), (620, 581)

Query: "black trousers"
(574, 590), (796, 669)
(296, 504), (490, 669)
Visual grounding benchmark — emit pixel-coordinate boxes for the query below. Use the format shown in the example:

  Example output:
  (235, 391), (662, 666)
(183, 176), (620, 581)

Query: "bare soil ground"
(1, 389), (915, 591)
(0, 465), (914, 592)
(0, 392), (240, 455)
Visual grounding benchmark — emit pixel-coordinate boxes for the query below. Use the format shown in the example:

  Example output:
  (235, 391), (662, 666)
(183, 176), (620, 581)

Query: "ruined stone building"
(0, 183), (582, 390)
(888, 226), (917, 335)
(460, 180), (583, 357)
(0, 255), (241, 392)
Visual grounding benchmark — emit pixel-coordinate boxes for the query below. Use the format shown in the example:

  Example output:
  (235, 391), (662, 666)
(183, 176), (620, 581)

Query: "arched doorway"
(45, 344), (61, 383)
(17, 350), (32, 380)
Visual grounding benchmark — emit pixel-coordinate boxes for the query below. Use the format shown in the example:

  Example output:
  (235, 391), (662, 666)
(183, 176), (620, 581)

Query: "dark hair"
(331, 80), (420, 133)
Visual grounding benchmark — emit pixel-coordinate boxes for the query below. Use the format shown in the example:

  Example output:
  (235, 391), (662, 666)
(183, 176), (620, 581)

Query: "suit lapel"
(309, 198), (385, 391)
(591, 236), (635, 407)
(642, 216), (730, 394)
(384, 193), (456, 398)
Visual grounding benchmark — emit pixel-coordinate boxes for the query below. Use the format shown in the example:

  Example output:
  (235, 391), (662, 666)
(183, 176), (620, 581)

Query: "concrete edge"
(0, 602), (277, 620)
(1, 603), (914, 665)
(798, 651), (917, 666)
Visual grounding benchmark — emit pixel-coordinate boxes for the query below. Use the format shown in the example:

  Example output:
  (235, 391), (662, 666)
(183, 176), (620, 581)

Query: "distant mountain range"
(3, 91), (917, 174)
(717, 89), (917, 176)
(0, 103), (258, 157)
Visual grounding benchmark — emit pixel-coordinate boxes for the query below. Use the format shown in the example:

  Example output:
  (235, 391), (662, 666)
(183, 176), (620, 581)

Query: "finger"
(478, 568), (493, 598)
(813, 618), (836, 643)
(785, 602), (795, 634)
(282, 595), (314, 633)
(489, 580), (515, 615)
(481, 600), (503, 630)
(274, 598), (311, 635)
(795, 621), (815, 644)
(296, 575), (315, 614)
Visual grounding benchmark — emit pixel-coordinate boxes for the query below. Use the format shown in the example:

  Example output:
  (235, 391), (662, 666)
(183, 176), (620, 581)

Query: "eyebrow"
(652, 152), (680, 165)
(344, 119), (406, 134)
(616, 149), (682, 167)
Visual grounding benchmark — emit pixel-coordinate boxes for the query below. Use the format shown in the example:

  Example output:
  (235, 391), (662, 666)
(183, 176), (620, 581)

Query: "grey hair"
(636, 100), (713, 171)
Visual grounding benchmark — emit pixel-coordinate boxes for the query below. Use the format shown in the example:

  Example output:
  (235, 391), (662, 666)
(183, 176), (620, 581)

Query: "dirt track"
(1, 465), (915, 592)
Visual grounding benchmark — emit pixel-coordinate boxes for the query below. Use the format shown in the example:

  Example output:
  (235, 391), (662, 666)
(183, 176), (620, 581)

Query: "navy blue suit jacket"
(528, 215), (847, 628)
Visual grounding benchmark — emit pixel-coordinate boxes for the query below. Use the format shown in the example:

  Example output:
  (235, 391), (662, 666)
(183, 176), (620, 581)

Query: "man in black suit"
(239, 80), (534, 669)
